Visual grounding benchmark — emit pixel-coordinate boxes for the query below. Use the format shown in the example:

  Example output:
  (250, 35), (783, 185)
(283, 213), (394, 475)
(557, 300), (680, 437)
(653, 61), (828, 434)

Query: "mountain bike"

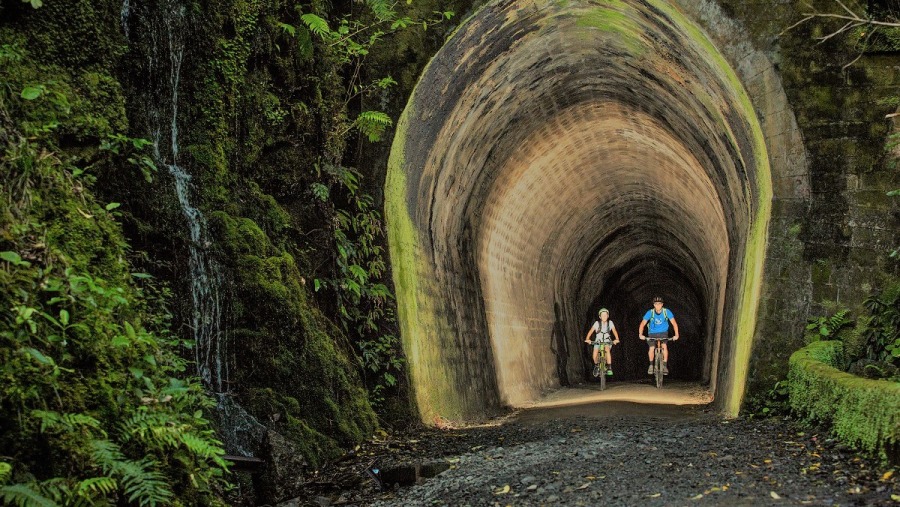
(589, 339), (616, 391)
(641, 336), (673, 389)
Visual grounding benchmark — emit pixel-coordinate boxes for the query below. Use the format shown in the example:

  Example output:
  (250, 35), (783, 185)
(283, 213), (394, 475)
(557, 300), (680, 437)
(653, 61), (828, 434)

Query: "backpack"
(651, 308), (669, 322)
(596, 320), (613, 340)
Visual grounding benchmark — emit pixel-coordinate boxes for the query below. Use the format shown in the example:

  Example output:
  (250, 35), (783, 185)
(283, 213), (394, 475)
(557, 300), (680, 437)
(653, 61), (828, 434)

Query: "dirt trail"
(296, 383), (899, 507)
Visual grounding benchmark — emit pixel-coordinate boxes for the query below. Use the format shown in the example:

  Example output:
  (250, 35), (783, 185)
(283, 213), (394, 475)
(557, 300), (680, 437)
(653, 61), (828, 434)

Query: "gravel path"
(298, 388), (898, 506)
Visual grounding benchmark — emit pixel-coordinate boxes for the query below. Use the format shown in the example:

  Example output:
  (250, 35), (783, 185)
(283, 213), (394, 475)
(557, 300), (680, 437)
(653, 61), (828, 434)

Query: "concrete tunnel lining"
(386, 0), (779, 422)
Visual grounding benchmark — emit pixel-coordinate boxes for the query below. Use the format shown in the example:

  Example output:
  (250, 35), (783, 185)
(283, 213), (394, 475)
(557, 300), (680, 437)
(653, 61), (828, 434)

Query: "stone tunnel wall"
(707, 0), (900, 407)
(382, 0), (900, 422)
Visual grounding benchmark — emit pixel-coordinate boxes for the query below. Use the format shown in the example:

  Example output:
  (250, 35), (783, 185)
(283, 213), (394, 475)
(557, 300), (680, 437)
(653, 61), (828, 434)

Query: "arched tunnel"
(386, 0), (786, 421)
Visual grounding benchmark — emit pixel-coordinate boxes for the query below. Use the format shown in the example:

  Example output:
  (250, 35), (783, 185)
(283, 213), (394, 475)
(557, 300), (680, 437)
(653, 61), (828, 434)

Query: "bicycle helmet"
(598, 308), (609, 317)
(652, 296), (664, 303)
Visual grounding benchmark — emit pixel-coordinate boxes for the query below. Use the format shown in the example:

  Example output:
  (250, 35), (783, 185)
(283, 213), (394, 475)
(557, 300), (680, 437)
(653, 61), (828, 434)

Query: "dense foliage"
(0, 34), (228, 506)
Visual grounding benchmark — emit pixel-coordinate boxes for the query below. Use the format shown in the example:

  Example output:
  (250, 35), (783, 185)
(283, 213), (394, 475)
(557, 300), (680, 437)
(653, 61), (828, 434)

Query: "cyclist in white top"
(584, 308), (620, 375)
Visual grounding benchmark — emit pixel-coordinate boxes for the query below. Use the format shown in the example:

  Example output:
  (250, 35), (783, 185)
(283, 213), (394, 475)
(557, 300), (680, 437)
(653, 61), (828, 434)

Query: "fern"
(366, 0), (395, 22)
(33, 410), (102, 435)
(301, 14), (331, 38)
(0, 463), (10, 484)
(90, 440), (172, 507)
(180, 432), (228, 467)
(806, 309), (852, 338)
(75, 477), (117, 498)
(0, 484), (56, 507)
(355, 111), (392, 142)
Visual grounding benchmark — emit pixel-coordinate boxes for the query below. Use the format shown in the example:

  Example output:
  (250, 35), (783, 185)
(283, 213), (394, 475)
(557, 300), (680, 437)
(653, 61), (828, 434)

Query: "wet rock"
(258, 430), (308, 504)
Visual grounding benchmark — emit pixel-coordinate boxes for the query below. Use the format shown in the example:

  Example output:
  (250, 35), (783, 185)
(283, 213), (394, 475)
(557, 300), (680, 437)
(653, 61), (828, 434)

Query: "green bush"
(789, 340), (900, 460)
(0, 39), (227, 505)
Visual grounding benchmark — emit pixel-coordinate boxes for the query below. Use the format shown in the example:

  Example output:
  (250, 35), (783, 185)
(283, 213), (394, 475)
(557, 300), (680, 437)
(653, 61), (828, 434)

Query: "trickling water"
(145, 0), (262, 455)
(121, 0), (131, 37)
(150, 1), (226, 395)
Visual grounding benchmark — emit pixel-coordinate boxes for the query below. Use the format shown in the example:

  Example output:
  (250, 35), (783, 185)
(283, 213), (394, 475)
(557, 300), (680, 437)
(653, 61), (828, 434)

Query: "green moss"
(385, 103), (466, 421)
(210, 211), (270, 256)
(213, 207), (377, 463)
(789, 341), (900, 460)
(573, 3), (644, 55)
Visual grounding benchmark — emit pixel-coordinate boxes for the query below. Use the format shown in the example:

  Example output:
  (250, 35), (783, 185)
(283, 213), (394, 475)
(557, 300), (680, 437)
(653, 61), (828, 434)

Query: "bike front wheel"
(599, 357), (607, 390)
(655, 351), (664, 388)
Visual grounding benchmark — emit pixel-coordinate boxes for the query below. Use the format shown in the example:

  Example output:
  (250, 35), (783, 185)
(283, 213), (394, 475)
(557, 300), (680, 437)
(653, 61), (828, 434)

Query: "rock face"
(257, 430), (309, 505)
(384, 0), (899, 421)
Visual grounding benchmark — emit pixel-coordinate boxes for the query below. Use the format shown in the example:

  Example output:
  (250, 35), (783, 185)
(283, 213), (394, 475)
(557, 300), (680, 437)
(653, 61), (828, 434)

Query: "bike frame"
(646, 336), (671, 389)
(591, 339), (614, 390)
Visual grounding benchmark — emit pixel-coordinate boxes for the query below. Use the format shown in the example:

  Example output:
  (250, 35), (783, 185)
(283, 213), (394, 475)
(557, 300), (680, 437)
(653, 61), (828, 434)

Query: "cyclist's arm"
(612, 326), (621, 343)
(638, 319), (647, 339)
(670, 317), (680, 340)
(584, 326), (595, 343)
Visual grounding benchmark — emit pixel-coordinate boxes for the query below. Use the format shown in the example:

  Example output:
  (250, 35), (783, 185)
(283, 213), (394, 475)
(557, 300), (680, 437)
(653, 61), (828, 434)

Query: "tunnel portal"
(386, 0), (777, 421)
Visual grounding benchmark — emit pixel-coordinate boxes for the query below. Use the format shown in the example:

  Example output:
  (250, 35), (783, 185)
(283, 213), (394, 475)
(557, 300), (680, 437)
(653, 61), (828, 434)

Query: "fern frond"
(0, 462), (10, 484)
(33, 410), (102, 435)
(180, 432), (226, 462)
(301, 14), (331, 38)
(119, 409), (185, 449)
(366, 0), (396, 22)
(0, 484), (57, 507)
(75, 477), (117, 498)
(90, 440), (173, 507)
(355, 111), (392, 142)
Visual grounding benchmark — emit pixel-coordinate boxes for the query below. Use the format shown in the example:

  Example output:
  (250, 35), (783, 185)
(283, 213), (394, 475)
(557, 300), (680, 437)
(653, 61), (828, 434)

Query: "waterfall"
(145, 0), (264, 456)
(121, 0), (131, 37)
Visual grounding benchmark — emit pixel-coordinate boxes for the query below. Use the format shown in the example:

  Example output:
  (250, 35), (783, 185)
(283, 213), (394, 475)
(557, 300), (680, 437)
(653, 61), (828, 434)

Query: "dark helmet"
(653, 296), (664, 303)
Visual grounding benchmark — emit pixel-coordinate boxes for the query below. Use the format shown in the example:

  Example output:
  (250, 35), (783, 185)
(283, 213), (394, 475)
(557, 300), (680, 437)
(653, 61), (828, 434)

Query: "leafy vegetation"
(277, 0), (452, 408)
(805, 309), (852, 341)
(0, 37), (228, 505)
(861, 284), (900, 366)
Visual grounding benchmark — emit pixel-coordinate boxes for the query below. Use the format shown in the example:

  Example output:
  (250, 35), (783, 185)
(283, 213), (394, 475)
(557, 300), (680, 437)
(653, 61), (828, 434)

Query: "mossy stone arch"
(386, 0), (807, 422)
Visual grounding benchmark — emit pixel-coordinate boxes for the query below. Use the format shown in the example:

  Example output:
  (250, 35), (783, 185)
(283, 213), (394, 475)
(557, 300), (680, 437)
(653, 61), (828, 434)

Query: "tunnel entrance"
(386, 0), (776, 422)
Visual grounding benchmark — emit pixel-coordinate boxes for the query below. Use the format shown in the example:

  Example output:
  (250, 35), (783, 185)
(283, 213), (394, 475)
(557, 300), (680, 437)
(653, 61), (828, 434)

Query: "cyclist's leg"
(662, 342), (669, 362)
(605, 344), (612, 365)
(592, 345), (599, 364)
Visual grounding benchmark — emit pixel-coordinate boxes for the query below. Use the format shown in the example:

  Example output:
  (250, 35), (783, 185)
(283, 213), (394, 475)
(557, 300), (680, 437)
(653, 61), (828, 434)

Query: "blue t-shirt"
(643, 308), (674, 334)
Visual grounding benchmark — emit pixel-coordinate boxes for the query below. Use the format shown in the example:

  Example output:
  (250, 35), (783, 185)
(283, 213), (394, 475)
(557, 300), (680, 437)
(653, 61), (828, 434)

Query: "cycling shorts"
(647, 332), (668, 348)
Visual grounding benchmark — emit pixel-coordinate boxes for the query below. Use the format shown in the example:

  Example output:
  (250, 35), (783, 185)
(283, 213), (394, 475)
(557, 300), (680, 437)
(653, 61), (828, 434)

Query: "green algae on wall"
(385, 103), (469, 422)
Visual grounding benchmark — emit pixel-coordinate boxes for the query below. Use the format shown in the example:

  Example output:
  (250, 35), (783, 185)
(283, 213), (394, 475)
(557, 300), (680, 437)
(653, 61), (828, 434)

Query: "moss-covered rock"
(210, 210), (377, 467)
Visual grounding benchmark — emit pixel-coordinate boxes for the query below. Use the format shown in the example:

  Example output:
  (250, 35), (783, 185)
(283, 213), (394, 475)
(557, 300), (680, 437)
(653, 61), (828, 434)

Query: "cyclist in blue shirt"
(638, 296), (679, 375)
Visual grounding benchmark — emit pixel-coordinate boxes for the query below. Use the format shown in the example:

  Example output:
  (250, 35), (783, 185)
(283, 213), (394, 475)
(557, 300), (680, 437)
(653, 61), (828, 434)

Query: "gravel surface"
(297, 400), (899, 506)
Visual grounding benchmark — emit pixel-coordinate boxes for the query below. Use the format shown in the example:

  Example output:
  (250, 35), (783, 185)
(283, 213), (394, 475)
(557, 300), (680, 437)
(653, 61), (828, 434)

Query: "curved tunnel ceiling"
(386, 0), (774, 421)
